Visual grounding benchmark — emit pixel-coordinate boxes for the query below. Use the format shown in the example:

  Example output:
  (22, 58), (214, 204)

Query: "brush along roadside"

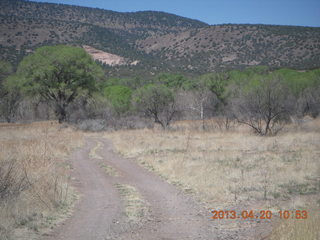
(0, 121), (84, 240)
(105, 118), (320, 239)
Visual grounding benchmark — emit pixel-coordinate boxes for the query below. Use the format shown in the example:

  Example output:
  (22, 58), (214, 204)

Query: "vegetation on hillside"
(1, 0), (320, 75)
(0, 0), (207, 36)
(138, 24), (320, 72)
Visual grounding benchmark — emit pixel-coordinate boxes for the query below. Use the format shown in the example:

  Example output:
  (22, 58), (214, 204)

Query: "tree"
(182, 74), (226, 129)
(199, 72), (229, 105)
(232, 77), (293, 135)
(189, 81), (214, 129)
(0, 61), (21, 122)
(156, 73), (187, 88)
(8, 45), (104, 123)
(0, 61), (13, 100)
(104, 85), (132, 115)
(1, 75), (21, 122)
(0, 61), (13, 82)
(133, 84), (177, 129)
(298, 86), (320, 118)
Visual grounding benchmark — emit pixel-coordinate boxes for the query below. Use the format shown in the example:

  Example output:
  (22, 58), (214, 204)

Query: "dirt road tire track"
(45, 138), (215, 240)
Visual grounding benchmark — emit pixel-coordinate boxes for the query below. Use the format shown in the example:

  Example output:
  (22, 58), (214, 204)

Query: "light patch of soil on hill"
(82, 45), (139, 66)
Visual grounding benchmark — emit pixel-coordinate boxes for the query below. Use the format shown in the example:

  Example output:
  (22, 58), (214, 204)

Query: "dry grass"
(0, 121), (83, 240)
(115, 184), (149, 225)
(106, 118), (320, 239)
(271, 210), (320, 240)
(89, 141), (103, 159)
(88, 141), (120, 176)
(99, 163), (119, 177)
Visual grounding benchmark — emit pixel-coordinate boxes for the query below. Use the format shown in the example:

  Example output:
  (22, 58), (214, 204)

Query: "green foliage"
(0, 60), (13, 96)
(0, 74), (21, 122)
(14, 45), (104, 94)
(8, 45), (105, 122)
(271, 68), (320, 96)
(133, 84), (174, 110)
(0, 61), (20, 122)
(0, 61), (13, 81)
(133, 84), (175, 128)
(182, 72), (228, 105)
(227, 66), (320, 98)
(103, 76), (149, 90)
(104, 85), (132, 115)
(198, 73), (229, 103)
(229, 66), (269, 84)
(156, 73), (188, 88)
(226, 66), (271, 98)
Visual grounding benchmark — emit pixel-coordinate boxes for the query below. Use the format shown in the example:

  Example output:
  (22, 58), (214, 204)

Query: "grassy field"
(0, 121), (83, 240)
(0, 119), (318, 239)
(106, 118), (320, 239)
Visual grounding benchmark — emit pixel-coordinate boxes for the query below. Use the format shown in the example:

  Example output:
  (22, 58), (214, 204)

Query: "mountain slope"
(137, 24), (320, 72)
(0, 15), (146, 64)
(0, 0), (207, 73)
(0, 0), (320, 76)
(0, 0), (208, 40)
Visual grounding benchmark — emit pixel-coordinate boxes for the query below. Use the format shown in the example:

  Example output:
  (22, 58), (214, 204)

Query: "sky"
(31, 0), (320, 27)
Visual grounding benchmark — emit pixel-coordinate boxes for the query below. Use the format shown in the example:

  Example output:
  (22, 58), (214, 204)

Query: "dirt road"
(45, 138), (215, 240)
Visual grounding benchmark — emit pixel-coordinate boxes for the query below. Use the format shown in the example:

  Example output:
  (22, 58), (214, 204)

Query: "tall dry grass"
(106, 118), (320, 239)
(0, 121), (83, 240)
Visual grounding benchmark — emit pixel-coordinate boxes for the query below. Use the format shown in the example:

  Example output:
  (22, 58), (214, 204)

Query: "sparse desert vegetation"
(106, 118), (320, 239)
(0, 121), (83, 240)
(0, 1), (319, 239)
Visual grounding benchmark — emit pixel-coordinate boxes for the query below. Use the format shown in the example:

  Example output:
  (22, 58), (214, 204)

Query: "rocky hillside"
(0, 14), (144, 64)
(1, 0), (320, 76)
(138, 24), (320, 72)
(0, 0), (207, 39)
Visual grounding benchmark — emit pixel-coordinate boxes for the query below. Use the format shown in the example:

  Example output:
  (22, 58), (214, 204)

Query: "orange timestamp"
(211, 210), (308, 220)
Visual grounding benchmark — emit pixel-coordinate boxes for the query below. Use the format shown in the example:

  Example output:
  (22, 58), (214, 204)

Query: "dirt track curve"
(45, 138), (216, 240)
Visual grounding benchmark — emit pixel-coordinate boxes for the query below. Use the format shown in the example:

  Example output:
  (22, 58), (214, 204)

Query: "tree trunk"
(56, 105), (67, 123)
(200, 102), (205, 130)
(5, 116), (12, 123)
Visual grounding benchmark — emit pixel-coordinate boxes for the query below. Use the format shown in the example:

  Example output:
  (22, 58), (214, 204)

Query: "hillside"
(0, 0), (207, 40)
(0, 0), (320, 76)
(138, 24), (320, 72)
(0, 15), (146, 64)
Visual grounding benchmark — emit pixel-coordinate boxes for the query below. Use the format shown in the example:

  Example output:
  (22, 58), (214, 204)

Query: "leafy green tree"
(104, 85), (132, 115)
(156, 73), (188, 88)
(0, 61), (13, 81)
(133, 84), (177, 129)
(0, 61), (21, 122)
(272, 68), (305, 97)
(0, 61), (13, 98)
(8, 45), (105, 123)
(198, 73), (229, 104)
(103, 76), (149, 90)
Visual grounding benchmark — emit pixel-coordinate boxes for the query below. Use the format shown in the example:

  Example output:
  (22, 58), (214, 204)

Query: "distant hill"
(0, 0), (207, 39)
(138, 24), (320, 72)
(1, 0), (320, 76)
